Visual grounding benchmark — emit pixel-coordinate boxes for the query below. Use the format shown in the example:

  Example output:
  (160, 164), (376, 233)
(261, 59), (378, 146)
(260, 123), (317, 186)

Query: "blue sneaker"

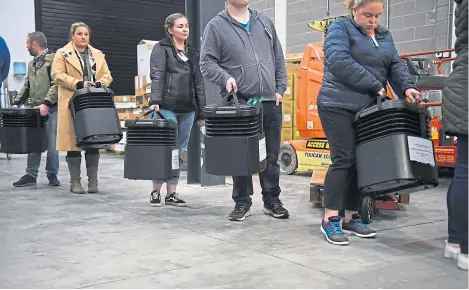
(342, 214), (377, 238)
(321, 216), (349, 245)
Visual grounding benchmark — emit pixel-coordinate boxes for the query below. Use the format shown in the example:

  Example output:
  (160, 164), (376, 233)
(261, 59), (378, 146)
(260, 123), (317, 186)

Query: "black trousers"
(67, 149), (99, 157)
(447, 135), (468, 254)
(318, 106), (361, 211)
(232, 101), (282, 207)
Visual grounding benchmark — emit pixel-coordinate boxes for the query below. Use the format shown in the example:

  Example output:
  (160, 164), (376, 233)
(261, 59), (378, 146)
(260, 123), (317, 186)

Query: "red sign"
(435, 147), (456, 168)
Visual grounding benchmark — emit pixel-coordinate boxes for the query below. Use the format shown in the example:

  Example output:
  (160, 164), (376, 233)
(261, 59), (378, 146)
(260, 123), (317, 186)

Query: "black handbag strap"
(211, 91), (241, 117)
(136, 109), (166, 120)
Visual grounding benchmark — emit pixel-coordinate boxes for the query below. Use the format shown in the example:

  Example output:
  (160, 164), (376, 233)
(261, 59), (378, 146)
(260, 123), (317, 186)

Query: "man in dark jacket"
(0, 36), (10, 96)
(442, 0), (468, 271)
(12, 32), (60, 187)
(200, 0), (289, 221)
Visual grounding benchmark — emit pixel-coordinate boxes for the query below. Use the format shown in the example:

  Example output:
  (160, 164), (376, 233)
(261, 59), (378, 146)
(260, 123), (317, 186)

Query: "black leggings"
(66, 149), (99, 158)
(318, 106), (361, 211)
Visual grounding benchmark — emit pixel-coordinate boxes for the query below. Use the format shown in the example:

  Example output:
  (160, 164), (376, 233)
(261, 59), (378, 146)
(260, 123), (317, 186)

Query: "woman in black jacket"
(317, 0), (421, 246)
(148, 13), (206, 207)
(442, 0), (468, 271)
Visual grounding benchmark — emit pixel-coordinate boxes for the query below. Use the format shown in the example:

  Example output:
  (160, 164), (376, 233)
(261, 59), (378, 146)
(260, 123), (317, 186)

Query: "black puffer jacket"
(149, 37), (206, 119)
(442, 0), (468, 136)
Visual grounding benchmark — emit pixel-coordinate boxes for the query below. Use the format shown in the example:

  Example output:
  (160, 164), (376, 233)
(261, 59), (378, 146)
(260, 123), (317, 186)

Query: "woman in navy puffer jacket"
(318, 0), (422, 246)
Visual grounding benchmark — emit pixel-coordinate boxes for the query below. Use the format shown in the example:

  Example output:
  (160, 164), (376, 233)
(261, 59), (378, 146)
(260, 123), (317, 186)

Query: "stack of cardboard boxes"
(281, 65), (302, 144)
(134, 40), (158, 108)
(112, 95), (145, 153)
(106, 40), (158, 154)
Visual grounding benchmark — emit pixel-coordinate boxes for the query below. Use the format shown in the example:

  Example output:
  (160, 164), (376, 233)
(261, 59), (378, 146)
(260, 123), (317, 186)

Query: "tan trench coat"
(51, 42), (113, 152)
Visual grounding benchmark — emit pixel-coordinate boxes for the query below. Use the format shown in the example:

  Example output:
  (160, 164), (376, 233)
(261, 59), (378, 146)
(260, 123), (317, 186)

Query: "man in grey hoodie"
(200, 0), (289, 221)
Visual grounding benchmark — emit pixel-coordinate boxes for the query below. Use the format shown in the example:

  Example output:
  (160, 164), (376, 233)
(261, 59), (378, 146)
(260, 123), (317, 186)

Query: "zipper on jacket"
(247, 29), (263, 96)
(370, 36), (379, 48)
(167, 75), (172, 94)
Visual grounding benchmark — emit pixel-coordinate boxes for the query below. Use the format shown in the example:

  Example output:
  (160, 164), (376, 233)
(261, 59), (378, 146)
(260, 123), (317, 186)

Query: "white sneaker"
(445, 240), (461, 259)
(457, 254), (468, 271)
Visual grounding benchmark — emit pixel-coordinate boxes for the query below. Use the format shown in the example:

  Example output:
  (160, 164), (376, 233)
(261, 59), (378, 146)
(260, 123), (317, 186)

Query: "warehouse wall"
(283, 0), (454, 54)
(0, 0), (36, 94)
(249, 0), (276, 21)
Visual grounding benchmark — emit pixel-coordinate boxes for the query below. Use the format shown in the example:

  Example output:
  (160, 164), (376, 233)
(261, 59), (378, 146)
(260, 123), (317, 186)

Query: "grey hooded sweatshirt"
(200, 9), (287, 101)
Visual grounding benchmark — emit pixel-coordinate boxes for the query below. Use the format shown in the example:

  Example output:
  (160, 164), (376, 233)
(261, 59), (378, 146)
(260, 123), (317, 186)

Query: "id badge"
(177, 51), (188, 62)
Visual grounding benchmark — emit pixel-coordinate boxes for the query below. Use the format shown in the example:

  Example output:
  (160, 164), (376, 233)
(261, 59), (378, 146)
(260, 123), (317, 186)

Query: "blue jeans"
(151, 109), (195, 185)
(447, 135), (468, 254)
(26, 106), (59, 179)
(232, 101), (283, 207)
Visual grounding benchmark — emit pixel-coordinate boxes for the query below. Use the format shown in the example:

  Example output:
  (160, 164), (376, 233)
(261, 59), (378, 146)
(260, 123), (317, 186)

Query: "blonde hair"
(344, 0), (385, 13)
(69, 22), (91, 41)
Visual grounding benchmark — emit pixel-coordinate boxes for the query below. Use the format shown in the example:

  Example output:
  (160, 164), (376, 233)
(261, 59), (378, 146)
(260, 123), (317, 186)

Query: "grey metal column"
(186, 0), (226, 187)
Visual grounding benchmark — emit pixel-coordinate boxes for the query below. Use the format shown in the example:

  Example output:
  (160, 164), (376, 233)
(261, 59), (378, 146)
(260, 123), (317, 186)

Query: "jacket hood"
(216, 9), (260, 50)
(217, 8), (259, 26)
(44, 52), (55, 61)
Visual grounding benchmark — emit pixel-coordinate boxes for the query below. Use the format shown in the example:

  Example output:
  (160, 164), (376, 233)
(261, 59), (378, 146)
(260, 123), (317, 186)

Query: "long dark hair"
(164, 13), (188, 52)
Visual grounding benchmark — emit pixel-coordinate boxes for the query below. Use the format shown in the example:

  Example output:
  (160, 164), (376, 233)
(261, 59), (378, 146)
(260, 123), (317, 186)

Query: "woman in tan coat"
(52, 22), (112, 194)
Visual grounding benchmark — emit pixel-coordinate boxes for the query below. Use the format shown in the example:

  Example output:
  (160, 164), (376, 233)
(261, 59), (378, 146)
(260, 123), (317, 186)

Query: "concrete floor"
(0, 153), (467, 289)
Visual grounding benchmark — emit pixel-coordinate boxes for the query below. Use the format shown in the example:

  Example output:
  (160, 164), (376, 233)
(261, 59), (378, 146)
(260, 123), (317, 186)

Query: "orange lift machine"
(278, 16), (456, 223)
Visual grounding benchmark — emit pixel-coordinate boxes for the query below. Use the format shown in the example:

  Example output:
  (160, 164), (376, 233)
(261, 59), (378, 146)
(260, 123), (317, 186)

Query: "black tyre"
(360, 196), (373, 224)
(278, 144), (298, 175)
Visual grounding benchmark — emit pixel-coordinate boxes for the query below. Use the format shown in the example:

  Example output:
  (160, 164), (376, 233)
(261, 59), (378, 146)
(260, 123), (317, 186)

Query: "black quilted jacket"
(149, 37), (207, 120)
(442, 0), (468, 136)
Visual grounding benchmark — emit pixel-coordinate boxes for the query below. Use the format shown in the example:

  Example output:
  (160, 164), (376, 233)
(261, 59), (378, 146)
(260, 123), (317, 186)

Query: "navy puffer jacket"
(318, 17), (416, 112)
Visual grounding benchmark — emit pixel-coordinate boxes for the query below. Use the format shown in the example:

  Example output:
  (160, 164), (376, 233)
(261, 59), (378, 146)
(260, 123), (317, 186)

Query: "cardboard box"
(137, 40), (158, 76)
(283, 73), (296, 100)
(286, 64), (299, 74)
(281, 127), (293, 144)
(135, 75), (151, 96)
(136, 95), (149, 107)
(282, 99), (294, 128)
(114, 95), (136, 103)
(118, 113), (142, 121)
(293, 99), (298, 127)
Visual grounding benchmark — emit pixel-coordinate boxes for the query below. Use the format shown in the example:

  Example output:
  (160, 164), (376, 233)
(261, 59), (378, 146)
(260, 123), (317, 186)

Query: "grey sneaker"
(321, 216), (349, 246)
(342, 214), (377, 238)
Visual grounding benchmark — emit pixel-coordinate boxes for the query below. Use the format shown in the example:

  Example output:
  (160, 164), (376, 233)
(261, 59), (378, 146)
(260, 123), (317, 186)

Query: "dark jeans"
(232, 101), (282, 207)
(318, 106), (361, 211)
(447, 135), (468, 254)
(26, 106), (59, 178)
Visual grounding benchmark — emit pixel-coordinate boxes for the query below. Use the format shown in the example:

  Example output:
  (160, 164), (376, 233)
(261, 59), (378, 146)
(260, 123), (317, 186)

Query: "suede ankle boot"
(66, 156), (85, 194)
(85, 153), (100, 193)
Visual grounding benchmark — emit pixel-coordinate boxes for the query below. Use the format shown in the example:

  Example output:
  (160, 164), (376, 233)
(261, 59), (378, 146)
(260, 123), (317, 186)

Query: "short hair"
(28, 32), (47, 48)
